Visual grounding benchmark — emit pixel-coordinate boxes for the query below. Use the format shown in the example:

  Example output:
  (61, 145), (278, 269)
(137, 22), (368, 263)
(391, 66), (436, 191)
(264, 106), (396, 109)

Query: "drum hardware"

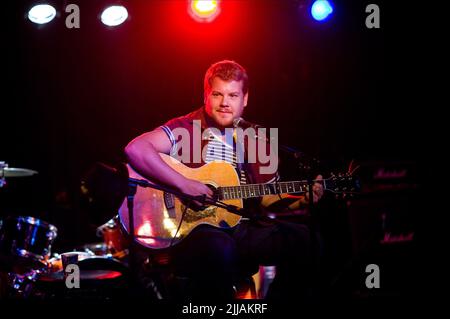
(80, 242), (109, 257)
(7, 266), (48, 298)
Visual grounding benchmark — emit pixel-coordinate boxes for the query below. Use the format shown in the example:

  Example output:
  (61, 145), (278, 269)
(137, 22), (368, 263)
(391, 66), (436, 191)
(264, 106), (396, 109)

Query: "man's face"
(204, 77), (248, 128)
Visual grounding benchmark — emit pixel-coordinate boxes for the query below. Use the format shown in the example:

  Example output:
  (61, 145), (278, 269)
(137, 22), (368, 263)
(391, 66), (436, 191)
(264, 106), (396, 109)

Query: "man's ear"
(243, 92), (249, 107)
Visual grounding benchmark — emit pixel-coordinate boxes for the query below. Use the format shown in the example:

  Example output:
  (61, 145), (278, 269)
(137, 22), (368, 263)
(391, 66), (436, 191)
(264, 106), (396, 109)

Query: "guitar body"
(118, 153), (243, 249)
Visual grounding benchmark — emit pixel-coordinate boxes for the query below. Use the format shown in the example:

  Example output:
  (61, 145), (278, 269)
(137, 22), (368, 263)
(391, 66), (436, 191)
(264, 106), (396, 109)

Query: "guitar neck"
(219, 181), (317, 200)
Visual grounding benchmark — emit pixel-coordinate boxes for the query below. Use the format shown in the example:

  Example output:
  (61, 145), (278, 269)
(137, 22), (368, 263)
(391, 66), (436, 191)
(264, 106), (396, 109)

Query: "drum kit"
(0, 162), (130, 300)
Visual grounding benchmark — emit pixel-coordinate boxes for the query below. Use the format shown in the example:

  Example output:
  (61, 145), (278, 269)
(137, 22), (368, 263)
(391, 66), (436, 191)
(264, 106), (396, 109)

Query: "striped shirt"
(160, 125), (279, 186)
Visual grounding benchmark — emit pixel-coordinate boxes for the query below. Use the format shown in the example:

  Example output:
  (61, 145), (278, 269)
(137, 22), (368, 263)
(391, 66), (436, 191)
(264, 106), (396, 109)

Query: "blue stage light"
(311, 0), (333, 22)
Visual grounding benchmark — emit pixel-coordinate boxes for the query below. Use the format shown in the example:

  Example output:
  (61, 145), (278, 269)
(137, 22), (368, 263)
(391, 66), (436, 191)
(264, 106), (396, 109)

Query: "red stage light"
(188, 0), (221, 23)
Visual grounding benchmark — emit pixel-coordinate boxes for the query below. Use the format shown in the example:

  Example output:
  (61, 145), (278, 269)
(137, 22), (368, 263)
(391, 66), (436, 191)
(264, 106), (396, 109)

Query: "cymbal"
(1, 167), (38, 177)
(37, 270), (123, 282)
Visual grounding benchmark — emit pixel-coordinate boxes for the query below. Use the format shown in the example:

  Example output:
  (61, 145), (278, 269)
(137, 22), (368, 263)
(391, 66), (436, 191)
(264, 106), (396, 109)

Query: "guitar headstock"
(324, 173), (361, 194)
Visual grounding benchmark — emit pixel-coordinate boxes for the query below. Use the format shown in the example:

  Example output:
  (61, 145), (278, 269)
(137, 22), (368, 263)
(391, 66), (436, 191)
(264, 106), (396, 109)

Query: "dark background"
(1, 0), (424, 255)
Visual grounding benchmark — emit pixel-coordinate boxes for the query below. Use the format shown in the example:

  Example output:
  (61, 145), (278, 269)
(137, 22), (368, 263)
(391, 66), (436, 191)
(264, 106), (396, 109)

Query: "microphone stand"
(126, 179), (138, 296)
(277, 143), (323, 266)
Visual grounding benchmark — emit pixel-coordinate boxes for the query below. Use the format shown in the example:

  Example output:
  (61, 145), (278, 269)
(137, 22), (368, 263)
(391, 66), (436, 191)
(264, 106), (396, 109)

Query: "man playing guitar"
(124, 60), (324, 300)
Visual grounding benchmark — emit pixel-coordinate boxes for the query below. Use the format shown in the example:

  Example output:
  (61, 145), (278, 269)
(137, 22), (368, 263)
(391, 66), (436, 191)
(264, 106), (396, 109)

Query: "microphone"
(233, 117), (272, 143)
(232, 117), (263, 129)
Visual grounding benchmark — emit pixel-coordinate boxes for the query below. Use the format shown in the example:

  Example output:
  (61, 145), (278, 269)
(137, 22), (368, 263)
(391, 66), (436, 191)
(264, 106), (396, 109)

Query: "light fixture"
(28, 4), (57, 24)
(188, 0), (221, 23)
(311, 0), (333, 22)
(101, 5), (129, 27)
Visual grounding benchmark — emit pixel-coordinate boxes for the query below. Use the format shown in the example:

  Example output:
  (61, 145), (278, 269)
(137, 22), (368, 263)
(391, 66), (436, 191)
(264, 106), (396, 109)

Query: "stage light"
(100, 5), (128, 26)
(28, 4), (57, 24)
(310, 0), (333, 22)
(189, 0), (221, 23)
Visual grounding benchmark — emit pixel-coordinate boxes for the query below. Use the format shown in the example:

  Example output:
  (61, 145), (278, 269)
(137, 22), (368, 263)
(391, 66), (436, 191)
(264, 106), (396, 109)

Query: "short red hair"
(204, 60), (249, 98)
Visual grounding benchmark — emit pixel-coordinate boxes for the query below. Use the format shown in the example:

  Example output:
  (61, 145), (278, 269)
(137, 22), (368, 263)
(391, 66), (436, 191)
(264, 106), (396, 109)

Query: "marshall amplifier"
(356, 160), (420, 194)
(346, 160), (420, 256)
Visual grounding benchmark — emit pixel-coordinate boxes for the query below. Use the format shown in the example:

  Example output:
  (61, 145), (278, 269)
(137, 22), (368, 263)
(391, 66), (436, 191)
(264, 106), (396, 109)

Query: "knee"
(286, 223), (312, 247)
(188, 228), (237, 268)
(204, 233), (237, 267)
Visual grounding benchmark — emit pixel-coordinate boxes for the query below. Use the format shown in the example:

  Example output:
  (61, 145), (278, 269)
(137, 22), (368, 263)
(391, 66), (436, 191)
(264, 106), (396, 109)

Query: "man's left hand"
(305, 174), (324, 204)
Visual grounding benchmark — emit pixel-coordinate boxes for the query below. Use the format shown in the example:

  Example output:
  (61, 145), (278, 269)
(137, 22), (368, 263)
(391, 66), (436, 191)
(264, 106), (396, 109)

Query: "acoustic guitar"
(118, 153), (359, 249)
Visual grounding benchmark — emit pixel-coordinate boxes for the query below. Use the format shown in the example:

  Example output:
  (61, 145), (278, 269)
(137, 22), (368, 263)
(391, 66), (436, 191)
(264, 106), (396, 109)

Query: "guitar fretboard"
(219, 181), (310, 200)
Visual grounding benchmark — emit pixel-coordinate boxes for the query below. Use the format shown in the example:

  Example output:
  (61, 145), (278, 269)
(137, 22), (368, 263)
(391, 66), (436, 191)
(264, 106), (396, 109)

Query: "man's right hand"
(176, 178), (214, 208)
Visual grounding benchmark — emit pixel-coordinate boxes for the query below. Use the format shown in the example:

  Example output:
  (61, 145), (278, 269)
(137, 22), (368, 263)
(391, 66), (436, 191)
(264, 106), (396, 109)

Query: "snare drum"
(0, 216), (58, 263)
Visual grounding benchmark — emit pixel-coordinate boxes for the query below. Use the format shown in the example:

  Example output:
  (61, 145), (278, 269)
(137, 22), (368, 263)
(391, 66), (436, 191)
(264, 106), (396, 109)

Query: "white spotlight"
(28, 4), (57, 24)
(101, 6), (128, 27)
